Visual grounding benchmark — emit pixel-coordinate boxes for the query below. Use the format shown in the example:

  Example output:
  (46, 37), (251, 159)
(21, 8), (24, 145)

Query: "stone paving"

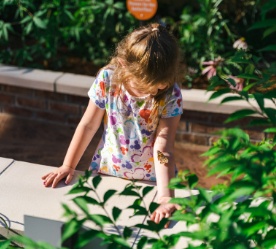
(0, 113), (228, 188)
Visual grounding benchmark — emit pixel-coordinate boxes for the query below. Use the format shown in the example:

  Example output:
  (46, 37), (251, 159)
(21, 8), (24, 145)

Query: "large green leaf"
(0, 240), (10, 249)
(75, 229), (99, 248)
(142, 186), (154, 197)
(253, 93), (264, 109)
(170, 213), (197, 223)
(112, 206), (122, 221)
(137, 236), (148, 249)
(68, 186), (91, 195)
(259, 45), (276, 52)
(237, 73), (259, 80)
(249, 19), (276, 30)
(225, 109), (256, 123)
(103, 189), (117, 203)
(209, 88), (231, 101)
(62, 219), (83, 242)
(89, 214), (112, 227)
(33, 16), (47, 29)
(264, 108), (276, 123)
(92, 175), (102, 189)
(220, 96), (244, 104)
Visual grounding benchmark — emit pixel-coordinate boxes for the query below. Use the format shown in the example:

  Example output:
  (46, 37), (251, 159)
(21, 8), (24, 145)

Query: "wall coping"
(0, 64), (274, 114)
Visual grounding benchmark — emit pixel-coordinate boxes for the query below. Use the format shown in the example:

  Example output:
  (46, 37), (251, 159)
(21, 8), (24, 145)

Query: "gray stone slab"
(0, 159), (158, 248)
(0, 157), (14, 175)
(55, 73), (95, 96)
(0, 160), (83, 233)
(0, 65), (62, 91)
(181, 89), (273, 114)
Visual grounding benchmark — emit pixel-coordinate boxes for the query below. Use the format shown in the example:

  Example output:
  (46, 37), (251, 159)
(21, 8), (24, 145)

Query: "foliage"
(1, 1), (276, 248)
(0, 0), (138, 70)
(0, 0), (273, 83)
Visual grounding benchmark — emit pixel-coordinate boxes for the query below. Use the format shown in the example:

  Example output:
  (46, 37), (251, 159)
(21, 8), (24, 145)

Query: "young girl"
(42, 23), (183, 227)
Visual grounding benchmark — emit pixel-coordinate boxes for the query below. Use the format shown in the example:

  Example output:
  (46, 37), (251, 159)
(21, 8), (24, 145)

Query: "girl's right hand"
(42, 165), (75, 188)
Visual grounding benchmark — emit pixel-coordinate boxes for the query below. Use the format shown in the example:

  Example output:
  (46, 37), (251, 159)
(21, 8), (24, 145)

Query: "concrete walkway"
(0, 157), (199, 248)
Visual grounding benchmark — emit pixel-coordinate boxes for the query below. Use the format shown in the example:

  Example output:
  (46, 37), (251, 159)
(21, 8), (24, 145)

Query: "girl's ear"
(117, 58), (126, 67)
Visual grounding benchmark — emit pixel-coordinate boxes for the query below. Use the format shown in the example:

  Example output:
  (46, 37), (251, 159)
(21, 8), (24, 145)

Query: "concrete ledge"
(55, 73), (95, 96)
(0, 157), (199, 248)
(0, 64), (95, 97)
(0, 65), (62, 92)
(182, 89), (275, 114)
(0, 64), (274, 113)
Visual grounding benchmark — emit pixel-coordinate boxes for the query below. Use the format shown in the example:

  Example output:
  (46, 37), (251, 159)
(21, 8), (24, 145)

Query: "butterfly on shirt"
(157, 150), (169, 164)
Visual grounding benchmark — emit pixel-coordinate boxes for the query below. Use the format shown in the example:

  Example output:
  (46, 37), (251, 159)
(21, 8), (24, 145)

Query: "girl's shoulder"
(166, 83), (182, 99)
(96, 67), (114, 81)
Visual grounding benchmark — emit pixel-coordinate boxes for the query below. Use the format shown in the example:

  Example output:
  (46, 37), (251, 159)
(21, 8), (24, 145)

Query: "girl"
(42, 23), (183, 227)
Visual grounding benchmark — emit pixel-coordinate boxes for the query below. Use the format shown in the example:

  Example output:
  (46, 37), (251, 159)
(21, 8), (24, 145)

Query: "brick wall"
(0, 84), (88, 126)
(0, 83), (265, 146)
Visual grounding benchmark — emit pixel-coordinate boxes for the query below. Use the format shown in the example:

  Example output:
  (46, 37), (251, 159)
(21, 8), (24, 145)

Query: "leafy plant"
(0, 0), (138, 70)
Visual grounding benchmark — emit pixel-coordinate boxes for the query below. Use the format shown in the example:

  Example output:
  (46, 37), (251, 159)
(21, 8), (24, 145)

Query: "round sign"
(127, 0), (158, 21)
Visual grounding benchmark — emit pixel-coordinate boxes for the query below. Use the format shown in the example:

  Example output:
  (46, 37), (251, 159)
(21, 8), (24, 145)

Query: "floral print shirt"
(88, 69), (183, 181)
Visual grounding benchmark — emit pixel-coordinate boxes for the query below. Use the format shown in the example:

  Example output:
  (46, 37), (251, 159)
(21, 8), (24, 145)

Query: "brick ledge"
(0, 64), (273, 114)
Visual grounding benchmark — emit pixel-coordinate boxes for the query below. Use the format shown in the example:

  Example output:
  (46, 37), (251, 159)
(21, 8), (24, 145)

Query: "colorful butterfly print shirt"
(88, 69), (183, 181)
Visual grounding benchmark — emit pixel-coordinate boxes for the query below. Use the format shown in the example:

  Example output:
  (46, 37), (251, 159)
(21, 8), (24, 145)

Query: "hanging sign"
(127, 0), (158, 21)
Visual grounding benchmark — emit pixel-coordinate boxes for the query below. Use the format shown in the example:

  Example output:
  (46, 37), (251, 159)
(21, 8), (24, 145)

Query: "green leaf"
(112, 235), (130, 247)
(123, 226), (133, 239)
(237, 73), (259, 80)
(68, 186), (91, 195)
(209, 88), (231, 101)
(264, 108), (276, 123)
(264, 127), (276, 133)
(225, 109), (256, 123)
(243, 221), (268, 236)
(264, 89), (276, 98)
(112, 206), (122, 221)
(249, 19), (276, 30)
(137, 236), (148, 249)
(248, 118), (271, 127)
(128, 204), (148, 216)
(62, 219), (83, 241)
(220, 96), (243, 104)
(0, 240), (10, 249)
(33, 16), (47, 29)
(198, 188), (211, 203)
(263, 25), (276, 38)
(262, 229), (276, 248)
(171, 212), (197, 223)
(148, 202), (159, 214)
(113, 2), (125, 9)
(103, 189), (117, 203)
(170, 197), (193, 206)
(75, 229), (99, 248)
(92, 175), (102, 189)
(259, 45), (276, 52)
(221, 183), (256, 202)
(89, 214), (112, 227)
(207, 161), (233, 176)
(142, 186), (154, 197)
(253, 93), (264, 109)
(188, 174), (198, 188)
(73, 196), (89, 214)
(62, 203), (77, 217)
(120, 187), (140, 197)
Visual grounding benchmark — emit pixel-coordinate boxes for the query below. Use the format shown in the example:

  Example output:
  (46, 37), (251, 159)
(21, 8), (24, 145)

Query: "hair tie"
(152, 28), (158, 31)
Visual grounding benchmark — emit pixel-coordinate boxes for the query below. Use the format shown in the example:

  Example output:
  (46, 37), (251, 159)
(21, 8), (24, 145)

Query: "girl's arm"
(42, 100), (105, 188)
(150, 115), (181, 227)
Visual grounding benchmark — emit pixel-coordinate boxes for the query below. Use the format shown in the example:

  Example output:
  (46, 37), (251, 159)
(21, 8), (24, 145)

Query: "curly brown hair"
(106, 22), (181, 130)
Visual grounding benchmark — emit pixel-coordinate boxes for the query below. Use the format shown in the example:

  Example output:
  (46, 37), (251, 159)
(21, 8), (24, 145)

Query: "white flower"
(233, 38), (248, 50)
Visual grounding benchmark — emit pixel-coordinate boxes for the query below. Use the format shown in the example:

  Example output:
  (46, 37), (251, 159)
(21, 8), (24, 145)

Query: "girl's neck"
(124, 80), (151, 98)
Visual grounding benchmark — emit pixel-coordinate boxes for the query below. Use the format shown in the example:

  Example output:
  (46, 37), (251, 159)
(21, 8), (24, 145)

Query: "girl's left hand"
(150, 197), (179, 228)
